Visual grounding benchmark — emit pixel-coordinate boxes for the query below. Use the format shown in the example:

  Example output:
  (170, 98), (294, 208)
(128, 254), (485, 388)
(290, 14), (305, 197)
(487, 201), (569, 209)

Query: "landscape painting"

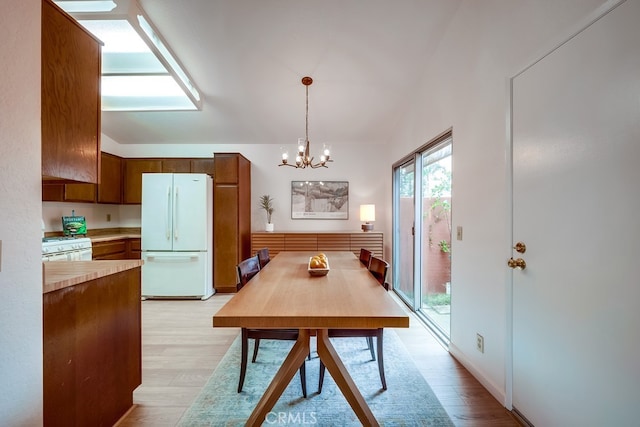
(291, 181), (349, 219)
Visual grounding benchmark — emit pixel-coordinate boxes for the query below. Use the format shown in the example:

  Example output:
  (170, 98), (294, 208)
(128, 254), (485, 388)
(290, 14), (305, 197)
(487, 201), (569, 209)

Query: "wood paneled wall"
(251, 232), (383, 259)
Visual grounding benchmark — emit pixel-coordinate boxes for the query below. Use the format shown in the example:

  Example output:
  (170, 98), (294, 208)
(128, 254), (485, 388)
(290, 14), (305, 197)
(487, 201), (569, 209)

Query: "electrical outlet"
(106, 213), (111, 222)
(457, 226), (463, 241)
(476, 333), (484, 353)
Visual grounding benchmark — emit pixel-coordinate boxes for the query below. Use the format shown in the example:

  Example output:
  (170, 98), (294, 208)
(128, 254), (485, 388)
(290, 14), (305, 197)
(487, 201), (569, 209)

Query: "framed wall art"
(291, 181), (349, 219)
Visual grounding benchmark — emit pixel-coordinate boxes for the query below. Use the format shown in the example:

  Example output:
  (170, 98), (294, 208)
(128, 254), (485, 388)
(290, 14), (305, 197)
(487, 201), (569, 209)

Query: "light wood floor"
(116, 294), (519, 426)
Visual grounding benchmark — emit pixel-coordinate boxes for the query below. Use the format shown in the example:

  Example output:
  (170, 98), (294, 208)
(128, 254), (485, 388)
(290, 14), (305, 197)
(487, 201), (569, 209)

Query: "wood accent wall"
(43, 267), (142, 426)
(251, 232), (383, 259)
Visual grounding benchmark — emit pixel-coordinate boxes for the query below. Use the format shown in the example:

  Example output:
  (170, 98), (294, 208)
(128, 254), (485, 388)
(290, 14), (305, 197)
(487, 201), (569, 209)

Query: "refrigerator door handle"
(174, 186), (179, 240)
(166, 186), (171, 239)
(146, 254), (199, 262)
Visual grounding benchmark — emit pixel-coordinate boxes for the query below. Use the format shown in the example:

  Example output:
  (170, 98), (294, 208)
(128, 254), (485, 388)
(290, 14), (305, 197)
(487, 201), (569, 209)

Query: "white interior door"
(511, 1), (640, 425)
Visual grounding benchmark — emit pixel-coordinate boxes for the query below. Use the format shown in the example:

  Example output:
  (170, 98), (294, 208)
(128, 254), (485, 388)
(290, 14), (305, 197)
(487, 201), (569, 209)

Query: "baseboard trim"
(448, 343), (507, 406)
(512, 406), (534, 426)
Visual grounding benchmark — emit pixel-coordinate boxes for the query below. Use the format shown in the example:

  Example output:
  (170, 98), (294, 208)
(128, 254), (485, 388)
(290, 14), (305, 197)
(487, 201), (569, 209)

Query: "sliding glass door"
(393, 159), (417, 306)
(419, 141), (452, 337)
(393, 134), (452, 341)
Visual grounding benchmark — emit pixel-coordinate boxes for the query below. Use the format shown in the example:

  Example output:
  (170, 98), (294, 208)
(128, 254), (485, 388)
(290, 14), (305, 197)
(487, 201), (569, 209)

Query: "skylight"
(54, 0), (201, 111)
(55, 1), (116, 13)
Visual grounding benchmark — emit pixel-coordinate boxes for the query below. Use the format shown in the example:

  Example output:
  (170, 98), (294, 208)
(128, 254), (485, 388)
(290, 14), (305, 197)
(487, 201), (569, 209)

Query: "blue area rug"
(178, 330), (453, 426)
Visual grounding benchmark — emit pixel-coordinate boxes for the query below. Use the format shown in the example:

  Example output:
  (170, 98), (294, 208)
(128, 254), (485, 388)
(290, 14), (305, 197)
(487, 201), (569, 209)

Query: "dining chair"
(236, 256), (307, 397)
(359, 248), (372, 268)
(318, 256), (390, 392)
(256, 247), (271, 269)
(368, 256), (390, 290)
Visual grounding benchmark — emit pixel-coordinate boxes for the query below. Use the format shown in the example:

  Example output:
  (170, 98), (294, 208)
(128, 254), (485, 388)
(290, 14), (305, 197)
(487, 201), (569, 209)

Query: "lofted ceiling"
(99, 0), (461, 145)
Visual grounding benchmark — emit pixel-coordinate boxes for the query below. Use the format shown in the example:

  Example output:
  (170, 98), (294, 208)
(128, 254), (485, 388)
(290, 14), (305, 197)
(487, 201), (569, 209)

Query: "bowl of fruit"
(308, 253), (330, 276)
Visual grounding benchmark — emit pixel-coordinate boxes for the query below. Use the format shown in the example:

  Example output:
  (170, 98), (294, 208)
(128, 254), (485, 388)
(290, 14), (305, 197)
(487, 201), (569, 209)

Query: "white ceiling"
(100, 0), (461, 145)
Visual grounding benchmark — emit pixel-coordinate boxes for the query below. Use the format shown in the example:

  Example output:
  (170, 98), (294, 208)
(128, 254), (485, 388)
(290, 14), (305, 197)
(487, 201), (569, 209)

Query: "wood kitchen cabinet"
(43, 155), (211, 204)
(41, 0), (102, 183)
(190, 158), (215, 175)
(42, 152), (122, 203)
(42, 181), (96, 203)
(98, 152), (122, 204)
(92, 238), (141, 260)
(213, 153), (251, 292)
(122, 157), (214, 204)
(43, 263), (141, 426)
(127, 238), (141, 259)
(161, 158), (191, 173)
(122, 159), (163, 204)
(92, 239), (127, 260)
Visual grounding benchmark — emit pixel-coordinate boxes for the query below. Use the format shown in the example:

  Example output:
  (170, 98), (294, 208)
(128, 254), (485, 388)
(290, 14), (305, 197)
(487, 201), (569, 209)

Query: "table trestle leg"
(315, 329), (379, 426)
(246, 329), (311, 426)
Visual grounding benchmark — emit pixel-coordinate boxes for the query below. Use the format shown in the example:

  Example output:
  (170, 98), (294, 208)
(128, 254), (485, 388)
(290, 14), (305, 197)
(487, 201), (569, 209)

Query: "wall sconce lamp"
(360, 204), (375, 232)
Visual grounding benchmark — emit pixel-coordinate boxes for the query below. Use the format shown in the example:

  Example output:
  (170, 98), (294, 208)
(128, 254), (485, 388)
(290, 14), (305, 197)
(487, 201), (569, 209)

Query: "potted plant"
(260, 194), (275, 232)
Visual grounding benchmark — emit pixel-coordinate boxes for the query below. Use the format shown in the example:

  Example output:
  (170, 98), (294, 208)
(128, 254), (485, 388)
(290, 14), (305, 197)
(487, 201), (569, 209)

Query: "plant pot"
(265, 223), (274, 232)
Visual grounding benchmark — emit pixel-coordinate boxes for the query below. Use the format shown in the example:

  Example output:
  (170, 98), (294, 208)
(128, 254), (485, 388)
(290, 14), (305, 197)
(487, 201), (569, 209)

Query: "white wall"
(387, 0), (617, 404)
(0, 0), (43, 424)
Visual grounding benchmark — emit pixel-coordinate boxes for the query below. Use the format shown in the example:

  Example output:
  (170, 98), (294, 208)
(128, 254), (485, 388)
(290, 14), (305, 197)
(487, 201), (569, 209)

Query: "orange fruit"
(310, 258), (323, 269)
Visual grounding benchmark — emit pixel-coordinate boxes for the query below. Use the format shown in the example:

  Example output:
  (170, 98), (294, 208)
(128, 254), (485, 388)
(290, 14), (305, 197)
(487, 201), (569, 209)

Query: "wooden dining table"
(213, 251), (410, 426)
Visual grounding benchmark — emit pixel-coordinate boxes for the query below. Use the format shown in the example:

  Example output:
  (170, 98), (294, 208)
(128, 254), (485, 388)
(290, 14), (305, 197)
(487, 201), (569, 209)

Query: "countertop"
(90, 233), (141, 243)
(43, 260), (143, 294)
(44, 228), (141, 243)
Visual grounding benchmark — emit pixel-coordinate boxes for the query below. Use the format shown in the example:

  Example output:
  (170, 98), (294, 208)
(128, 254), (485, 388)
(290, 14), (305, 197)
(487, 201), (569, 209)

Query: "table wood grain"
(213, 251), (409, 426)
(213, 251), (408, 329)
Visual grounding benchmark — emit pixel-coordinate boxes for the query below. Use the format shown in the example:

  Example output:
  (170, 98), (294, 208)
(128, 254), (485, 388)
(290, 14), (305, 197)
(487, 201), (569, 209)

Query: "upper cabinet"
(122, 159), (163, 204)
(97, 152), (122, 204)
(41, 0), (102, 183)
(42, 152), (122, 203)
(189, 159), (215, 176)
(122, 158), (214, 204)
(161, 159), (191, 173)
(42, 154), (214, 204)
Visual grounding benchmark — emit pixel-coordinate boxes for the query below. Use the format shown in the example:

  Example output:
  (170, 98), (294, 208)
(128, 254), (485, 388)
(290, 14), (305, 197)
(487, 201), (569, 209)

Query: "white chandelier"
(279, 77), (332, 169)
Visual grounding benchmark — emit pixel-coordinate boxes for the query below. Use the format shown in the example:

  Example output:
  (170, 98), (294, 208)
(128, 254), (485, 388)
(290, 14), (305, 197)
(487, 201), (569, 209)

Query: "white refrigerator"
(141, 173), (214, 299)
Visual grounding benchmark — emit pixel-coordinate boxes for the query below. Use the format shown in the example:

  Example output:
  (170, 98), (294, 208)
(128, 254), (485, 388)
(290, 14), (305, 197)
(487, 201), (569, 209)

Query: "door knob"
(513, 242), (526, 253)
(508, 257), (527, 270)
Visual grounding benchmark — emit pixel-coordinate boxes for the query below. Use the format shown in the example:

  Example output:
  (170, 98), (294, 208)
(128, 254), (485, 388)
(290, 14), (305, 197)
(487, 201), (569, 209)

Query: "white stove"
(42, 236), (92, 261)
